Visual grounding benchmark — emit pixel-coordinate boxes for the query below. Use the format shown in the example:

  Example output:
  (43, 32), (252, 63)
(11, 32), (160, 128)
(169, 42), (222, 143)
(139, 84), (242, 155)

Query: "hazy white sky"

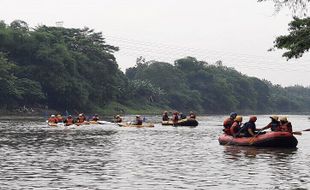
(1, 0), (310, 87)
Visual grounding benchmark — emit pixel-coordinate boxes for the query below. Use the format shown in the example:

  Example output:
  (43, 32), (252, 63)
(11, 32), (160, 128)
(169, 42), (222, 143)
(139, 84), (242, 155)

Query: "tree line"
(0, 20), (309, 114)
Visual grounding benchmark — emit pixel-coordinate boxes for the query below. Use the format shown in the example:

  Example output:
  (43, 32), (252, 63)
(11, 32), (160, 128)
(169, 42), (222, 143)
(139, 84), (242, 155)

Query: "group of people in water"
(223, 112), (293, 137)
(162, 111), (196, 122)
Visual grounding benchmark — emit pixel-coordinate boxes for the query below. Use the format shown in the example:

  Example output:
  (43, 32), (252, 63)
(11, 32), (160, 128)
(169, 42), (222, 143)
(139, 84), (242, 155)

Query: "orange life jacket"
(223, 118), (234, 135)
(230, 121), (241, 136)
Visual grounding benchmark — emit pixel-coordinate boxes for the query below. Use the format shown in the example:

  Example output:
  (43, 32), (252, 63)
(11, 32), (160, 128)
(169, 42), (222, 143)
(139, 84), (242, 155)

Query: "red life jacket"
(48, 117), (58, 123)
(56, 116), (63, 123)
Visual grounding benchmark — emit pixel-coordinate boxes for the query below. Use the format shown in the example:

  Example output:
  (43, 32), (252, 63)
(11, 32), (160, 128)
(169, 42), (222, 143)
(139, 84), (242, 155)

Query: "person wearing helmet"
(115, 115), (123, 123)
(56, 114), (64, 123)
(91, 114), (100, 121)
(279, 116), (293, 133)
(76, 113), (87, 124)
(132, 115), (143, 125)
(223, 112), (238, 135)
(230, 116), (243, 137)
(172, 112), (179, 124)
(64, 115), (74, 126)
(261, 115), (280, 131)
(188, 111), (196, 119)
(48, 114), (58, 124)
(162, 111), (169, 121)
(240, 116), (258, 137)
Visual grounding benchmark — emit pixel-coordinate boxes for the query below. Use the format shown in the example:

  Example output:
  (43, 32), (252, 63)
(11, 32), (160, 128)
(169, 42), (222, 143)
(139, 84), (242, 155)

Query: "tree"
(271, 17), (310, 59)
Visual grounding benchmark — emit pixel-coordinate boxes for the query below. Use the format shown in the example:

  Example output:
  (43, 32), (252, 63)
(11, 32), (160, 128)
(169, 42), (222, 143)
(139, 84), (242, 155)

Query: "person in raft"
(114, 115), (123, 123)
(172, 112), (179, 124)
(48, 115), (58, 124)
(279, 116), (293, 133)
(230, 116), (243, 137)
(261, 115), (280, 132)
(179, 112), (186, 119)
(56, 114), (64, 123)
(91, 114), (100, 121)
(64, 115), (74, 126)
(132, 115), (143, 125)
(76, 113), (87, 124)
(223, 112), (238, 135)
(188, 111), (196, 119)
(162, 111), (169, 121)
(239, 116), (258, 137)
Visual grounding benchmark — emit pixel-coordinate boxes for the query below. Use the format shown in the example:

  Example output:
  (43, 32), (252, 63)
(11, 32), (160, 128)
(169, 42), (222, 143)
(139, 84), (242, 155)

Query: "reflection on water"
(0, 115), (309, 189)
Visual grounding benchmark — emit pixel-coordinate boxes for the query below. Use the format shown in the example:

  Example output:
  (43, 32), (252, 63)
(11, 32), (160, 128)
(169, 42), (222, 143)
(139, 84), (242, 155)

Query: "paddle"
(249, 128), (265, 145)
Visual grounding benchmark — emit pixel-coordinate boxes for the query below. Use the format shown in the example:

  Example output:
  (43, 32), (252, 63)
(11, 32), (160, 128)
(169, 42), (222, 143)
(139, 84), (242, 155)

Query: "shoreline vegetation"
(0, 20), (310, 116)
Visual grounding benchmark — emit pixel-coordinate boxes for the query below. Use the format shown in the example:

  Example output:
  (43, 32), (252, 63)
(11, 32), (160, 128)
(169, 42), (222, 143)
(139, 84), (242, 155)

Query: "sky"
(1, 0), (310, 87)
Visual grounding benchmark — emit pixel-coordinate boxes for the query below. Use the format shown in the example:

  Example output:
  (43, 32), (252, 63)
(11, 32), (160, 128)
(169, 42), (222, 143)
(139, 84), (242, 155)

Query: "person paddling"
(172, 112), (179, 125)
(261, 115), (280, 132)
(223, 112), (237, 135)
(240, 116), (258, 137)
(188, 111), (196, 119)
(76, 113), (87, 124)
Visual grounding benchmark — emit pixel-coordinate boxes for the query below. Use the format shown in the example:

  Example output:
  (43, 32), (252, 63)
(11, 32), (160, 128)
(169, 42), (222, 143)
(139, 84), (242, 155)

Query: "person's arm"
(248, 128), (255, 136)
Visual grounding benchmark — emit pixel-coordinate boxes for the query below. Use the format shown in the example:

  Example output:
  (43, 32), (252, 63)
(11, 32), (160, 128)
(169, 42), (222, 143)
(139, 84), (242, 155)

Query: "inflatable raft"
(218, 132), (298, 148)
(162, 119), (198, 127)
(117, 123), (154, 128)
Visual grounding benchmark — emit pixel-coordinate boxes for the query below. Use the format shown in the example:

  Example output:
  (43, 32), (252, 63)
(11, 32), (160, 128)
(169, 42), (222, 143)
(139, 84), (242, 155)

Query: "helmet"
(230, 112), (237, 119)
(280, 116), (288, 122)
(270, 115), (279, 121)
(68, 115), (72, 118)
(249, 116), (257, 122)
(235, 116), (242, 122)
(57, 114), (61, 117)
(163, 111), (168, 114)
(79, 114), (83, 117)
(94, 114), (98, 116)
(116, 115), (120, 118)
(136, 115), (141, 118)
(51, 114), (55, 117)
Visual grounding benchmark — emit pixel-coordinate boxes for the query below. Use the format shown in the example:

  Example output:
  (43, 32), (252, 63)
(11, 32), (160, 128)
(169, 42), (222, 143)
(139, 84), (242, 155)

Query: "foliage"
(0, 20), (309, 114)
(271, 17), (310, 59)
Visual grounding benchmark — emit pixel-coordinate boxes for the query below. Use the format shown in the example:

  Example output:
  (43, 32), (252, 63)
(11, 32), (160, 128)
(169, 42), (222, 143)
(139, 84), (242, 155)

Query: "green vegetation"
(0, 20), (309, 115)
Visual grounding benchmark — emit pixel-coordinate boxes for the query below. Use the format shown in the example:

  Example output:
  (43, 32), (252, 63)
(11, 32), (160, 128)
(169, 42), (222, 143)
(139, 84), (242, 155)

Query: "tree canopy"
(0, 20), (309, 114)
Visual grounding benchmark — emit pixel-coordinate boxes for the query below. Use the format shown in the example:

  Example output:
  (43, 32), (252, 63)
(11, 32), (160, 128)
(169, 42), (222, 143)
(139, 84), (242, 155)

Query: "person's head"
(249, 116), (257, 122)
(230, 112), (237, 119)
(235, 116), (242, 122)
(163, 111), (168, 114)
(94, 114), (98, 117)
(270, 115), (279, 121)
(279, 116), (288, 123)
(136, 115), (141, 119)
(51, 114), (55, 118)
(116, 115), (120, 118)
(79, 113), (83, 117)
(68, 115), (72, 118)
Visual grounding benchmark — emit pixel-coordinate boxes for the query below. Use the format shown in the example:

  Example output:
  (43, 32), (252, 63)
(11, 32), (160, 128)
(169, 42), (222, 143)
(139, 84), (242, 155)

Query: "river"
(0, 115), (309, 189)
